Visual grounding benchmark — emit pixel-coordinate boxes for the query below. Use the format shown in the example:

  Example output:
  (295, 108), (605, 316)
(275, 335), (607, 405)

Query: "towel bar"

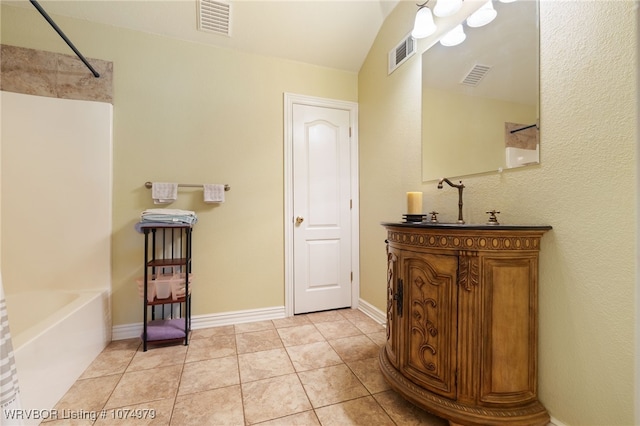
(145, 182), (230, 191)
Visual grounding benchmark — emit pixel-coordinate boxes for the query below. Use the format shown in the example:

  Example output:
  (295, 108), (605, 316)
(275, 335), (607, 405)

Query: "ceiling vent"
(461, 63), (491, 87)
(198, 0), (231, 36)
(388, 34), (416, 75)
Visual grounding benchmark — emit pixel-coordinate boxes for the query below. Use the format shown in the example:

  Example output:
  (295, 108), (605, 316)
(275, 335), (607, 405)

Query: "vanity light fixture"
(411, 2), (437, 39)
(440, 24), (466, 46)
(413, 0), (512, 46)
(466, 0), (497, 27)
(433, 0), (463, 17)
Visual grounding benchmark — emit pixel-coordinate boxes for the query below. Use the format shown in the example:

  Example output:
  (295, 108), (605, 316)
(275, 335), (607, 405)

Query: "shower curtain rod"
(30, 0), (100, 78)
(509, 123), (538, 134)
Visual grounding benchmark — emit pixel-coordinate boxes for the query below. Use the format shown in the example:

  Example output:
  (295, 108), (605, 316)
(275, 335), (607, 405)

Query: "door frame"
(283, 92), (360, 317)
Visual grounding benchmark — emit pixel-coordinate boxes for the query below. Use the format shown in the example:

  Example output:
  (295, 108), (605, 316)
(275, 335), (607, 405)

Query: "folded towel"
(140, 209), (198, 225)
(203, 184), (225, 203)
(142, 208), (195, 217)
(152, 182), (178, 204)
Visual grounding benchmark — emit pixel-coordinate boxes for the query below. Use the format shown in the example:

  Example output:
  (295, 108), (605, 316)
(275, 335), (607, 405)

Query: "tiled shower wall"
(1, 44), (113, 103)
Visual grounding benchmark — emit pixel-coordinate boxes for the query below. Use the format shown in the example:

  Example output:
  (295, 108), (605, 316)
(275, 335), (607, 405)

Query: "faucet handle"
(428, 211), (439, 223)
(486, 210), (500, 225)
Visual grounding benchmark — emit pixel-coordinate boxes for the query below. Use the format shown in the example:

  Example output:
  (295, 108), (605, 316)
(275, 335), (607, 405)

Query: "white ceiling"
(7, 0), (401, 72)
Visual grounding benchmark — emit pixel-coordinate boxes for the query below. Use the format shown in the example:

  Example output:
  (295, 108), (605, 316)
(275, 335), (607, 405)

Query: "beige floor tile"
(254, 410), (320, 425)
(234, 320), (275, 334)
(336, 308), (370, 322)
(315, 396), (395, 426)
(314, 319), (363, 340)
(285, 341), (343, 372)
(171, 385), (244, 426)
(185, 333), (236, 363)
(346, 357), (391, 394)
(105, 365), (182, 409)
(241, 373), (312, 424)
(78, 339), (139, 379)
(305, 310), (346, 324)
(329, 334), (380, 362)
(51, 309), (454, 426)
(178, 355), (239, 395)
(95, 398), (174, 425)
(190, 324), (234, 339)
(127, 344), (187, 372)
(53, 375), (121, 417)
(236, 329), (283, 354)
(297, 364), (369, 408)
(276, 324), (325, 347)
(272, 314), (311, 329)
(238, 348), (295, 382)
(41, 417), (95, 426)
(373, 390), (449, 426)
(350, 317), (386, 334)
(367, 331), (387, 347)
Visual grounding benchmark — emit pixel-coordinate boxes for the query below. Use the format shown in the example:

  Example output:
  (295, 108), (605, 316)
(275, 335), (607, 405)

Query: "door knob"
(295, 216), (304, 225)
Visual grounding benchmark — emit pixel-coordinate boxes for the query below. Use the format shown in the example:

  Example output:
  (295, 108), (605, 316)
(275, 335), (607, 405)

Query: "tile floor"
(44, 308), (449, 425)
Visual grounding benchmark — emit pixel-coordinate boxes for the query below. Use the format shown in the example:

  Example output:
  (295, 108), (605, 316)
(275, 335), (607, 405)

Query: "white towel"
(1, 273), (23, 425)
(203, 184), (225, 203)
(152, 182), (178, 204)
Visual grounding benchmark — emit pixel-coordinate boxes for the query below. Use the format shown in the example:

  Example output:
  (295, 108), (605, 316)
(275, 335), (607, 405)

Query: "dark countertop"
(382, 222), (552, 231)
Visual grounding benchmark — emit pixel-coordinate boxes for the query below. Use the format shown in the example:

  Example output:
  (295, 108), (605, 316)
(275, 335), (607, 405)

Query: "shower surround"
(1, 45), (114, 421)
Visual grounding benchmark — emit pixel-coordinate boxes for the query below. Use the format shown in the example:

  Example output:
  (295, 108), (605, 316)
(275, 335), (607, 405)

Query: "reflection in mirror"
(422, 0), (539, 182)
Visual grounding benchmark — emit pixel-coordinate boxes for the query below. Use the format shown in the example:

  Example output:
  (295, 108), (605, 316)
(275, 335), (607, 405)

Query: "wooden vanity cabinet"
(380, 223), (551, 426)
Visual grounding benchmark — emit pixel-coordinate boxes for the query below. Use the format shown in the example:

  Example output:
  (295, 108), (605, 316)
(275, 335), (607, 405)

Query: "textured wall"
(536, 2), (636, 423)
(358, 1), (637, 424)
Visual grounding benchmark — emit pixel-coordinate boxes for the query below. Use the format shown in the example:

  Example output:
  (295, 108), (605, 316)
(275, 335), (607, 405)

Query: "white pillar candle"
(407, 192), (423, 214)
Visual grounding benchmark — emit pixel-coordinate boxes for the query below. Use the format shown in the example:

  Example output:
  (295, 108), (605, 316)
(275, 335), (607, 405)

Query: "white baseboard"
(112, 303), (386, 340)
(112, 306), (286, 340)
(549, 416), (568, 426)
(357, 298), (386, 324)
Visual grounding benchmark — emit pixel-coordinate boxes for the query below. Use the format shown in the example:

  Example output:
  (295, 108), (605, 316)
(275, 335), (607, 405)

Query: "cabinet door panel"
(403, 252), (457, 399)
(385, 246), (400, 368)
(480, 256), (538, 404)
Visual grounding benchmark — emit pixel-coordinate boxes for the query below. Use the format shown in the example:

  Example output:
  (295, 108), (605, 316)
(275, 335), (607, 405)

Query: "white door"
(292, 103), (353, 314)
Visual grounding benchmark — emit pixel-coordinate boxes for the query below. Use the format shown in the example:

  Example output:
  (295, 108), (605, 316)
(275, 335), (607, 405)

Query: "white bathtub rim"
(9, 288), (109, 351)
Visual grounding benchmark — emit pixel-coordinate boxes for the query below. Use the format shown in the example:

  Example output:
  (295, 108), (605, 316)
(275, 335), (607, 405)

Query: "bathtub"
(5, 289), (111, 423)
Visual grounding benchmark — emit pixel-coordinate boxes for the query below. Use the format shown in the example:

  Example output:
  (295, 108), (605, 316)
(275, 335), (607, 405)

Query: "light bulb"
(434, 0), (463, 18)
(440, 24), (466, 47)
(411, 7), (437, 39)
(466, 0), (497, 28)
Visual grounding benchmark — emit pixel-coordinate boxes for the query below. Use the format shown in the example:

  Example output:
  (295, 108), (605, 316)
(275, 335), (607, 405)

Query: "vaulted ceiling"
(6, 0), (401, 72)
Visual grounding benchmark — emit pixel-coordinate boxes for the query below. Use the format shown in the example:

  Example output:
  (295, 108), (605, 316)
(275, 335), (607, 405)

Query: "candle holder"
(402, 213), (426, 223)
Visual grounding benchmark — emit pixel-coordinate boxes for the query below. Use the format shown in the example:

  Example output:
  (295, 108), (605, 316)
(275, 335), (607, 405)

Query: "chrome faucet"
(437, 178), (465, 224)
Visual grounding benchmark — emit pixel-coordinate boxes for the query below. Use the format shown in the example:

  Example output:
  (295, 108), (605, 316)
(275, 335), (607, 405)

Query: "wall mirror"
(421, 0), (539, 182)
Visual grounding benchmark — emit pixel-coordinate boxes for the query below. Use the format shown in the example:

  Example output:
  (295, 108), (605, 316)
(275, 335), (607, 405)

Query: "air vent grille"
(388, 34), (416, 75)
(461, 64), (491, 86)
(198, 0), (231, 36)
